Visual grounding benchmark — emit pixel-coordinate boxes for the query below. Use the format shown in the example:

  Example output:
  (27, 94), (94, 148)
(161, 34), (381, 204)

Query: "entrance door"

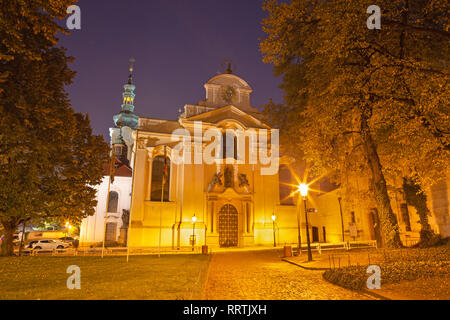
(312, 227), (319, 243)
(105, 222), (117, 242)
(218, 204), (239, 247)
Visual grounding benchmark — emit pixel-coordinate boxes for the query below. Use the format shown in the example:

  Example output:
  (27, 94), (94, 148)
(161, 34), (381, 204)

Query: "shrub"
(323, 247), (450, 291)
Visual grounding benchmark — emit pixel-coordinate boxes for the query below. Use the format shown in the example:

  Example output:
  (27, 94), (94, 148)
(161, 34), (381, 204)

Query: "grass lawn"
(0, 254), (210, 300)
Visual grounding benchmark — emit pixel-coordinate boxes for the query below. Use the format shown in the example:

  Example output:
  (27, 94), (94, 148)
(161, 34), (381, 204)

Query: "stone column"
(146, 147), (154, 201)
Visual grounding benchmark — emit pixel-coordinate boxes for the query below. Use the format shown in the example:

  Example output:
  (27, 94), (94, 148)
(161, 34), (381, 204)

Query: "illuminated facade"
(80, 67), (450, 248)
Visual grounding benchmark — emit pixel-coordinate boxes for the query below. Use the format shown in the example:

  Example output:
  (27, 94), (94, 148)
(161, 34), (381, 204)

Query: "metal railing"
(16, 246), (205, 256)
(292, 240), (377, 255)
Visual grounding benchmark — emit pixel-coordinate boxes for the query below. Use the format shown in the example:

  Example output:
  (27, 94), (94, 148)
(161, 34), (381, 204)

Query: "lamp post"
(65, 222), (70, 239)
(296, 193), (302, 254)
(271, 214), (276, 247)
(337, 197), (345, 242)
(299, 184), (313, 262)
(192, 214), (197, 252)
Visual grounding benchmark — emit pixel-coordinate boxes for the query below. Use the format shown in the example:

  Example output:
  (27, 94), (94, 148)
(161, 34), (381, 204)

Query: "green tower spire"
(113, 58), (139, 129)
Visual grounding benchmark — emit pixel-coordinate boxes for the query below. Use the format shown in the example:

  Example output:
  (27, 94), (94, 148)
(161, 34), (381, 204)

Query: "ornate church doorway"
(218, 204), (239, 247)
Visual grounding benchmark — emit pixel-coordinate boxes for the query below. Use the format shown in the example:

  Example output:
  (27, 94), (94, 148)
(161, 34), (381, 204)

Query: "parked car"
(59, 236), (76, 244)
(27, 240), (39, 249)
(31, 239), (70, 250)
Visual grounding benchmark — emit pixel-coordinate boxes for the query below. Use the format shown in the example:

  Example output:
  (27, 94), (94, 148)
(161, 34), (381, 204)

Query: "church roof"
(102, 157), (132, 177)
(183, 105), (271, 129)
(205, 73), (252, 91)
(139, 118), (183, 134)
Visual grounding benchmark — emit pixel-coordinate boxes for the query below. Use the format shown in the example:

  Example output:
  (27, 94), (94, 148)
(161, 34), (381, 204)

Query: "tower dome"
(113, 59), (139, 129)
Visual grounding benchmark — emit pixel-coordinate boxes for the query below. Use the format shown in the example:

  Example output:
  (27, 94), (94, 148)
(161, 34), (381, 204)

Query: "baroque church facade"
(80, 65), (450, 249)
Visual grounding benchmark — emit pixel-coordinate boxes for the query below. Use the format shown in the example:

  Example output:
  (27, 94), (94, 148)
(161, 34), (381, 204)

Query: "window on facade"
(400, 203), (412, 232)
(107, 191), (119, 213)
(279, 165), (295, 205)
(151, 156), (170, 202)
(221, 133), (238, 160)
(350, 211), (356, 223)
(246, 203), (251, 233)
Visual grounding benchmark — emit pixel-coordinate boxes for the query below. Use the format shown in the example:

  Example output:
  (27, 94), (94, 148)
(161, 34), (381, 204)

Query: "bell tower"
(113, 58), (139, 129)
(111, 59), (139, 165)
(112, 122), (129, 165)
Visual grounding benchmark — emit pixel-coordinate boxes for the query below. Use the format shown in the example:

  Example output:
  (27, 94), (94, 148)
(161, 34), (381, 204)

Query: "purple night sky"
(59, 0), (283, 139)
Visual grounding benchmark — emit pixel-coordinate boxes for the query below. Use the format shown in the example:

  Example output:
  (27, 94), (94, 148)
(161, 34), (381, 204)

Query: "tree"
(0, 0), (110, 256)
(260, 0), (449, 248)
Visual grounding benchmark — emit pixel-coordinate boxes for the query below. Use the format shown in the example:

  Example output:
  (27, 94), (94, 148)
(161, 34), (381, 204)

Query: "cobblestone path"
(203, 249), (373, 300)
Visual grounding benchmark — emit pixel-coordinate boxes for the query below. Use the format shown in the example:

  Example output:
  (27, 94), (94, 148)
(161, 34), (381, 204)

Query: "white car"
(31, 239), (70, 250)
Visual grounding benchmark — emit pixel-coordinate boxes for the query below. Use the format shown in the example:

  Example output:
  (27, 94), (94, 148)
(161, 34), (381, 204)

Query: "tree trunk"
(403, 179), (435, 246)
(1, 220), (17, 256)
(361, 113), (403, 248)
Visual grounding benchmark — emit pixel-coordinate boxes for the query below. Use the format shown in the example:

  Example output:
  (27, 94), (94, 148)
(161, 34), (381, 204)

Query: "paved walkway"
(203, 249), (373, 300)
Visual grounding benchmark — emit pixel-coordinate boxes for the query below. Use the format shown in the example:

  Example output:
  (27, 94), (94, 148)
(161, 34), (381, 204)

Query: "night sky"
(59, 0), (283, 140)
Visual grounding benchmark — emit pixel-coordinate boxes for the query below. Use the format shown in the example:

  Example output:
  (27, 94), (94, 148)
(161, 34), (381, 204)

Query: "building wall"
(127, 122), (303, 248)
(80, 176), (132, 246)
(429, 173), (450, 237)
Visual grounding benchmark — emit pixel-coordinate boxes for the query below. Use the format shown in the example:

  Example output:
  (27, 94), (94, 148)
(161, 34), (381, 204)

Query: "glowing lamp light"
(298, 183), (309, 197)
(271, 215), (276, 221)
(192, 215), (197, 223)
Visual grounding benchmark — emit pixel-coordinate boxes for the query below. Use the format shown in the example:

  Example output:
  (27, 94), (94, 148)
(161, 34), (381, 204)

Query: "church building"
(80, 63), (450, 249)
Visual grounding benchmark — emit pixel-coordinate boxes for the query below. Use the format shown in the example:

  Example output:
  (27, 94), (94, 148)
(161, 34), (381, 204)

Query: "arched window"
(108, 191), (119, 213)
(151, 156), (170, 202)
(279, 165), (295, 205)
(221, 132), (237, 160)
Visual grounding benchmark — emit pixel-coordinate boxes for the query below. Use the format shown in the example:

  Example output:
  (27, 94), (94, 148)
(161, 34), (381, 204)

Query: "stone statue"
(224, 166), (234, 188)
(121, 209), (130, 228)
(238, 174), (249, 188)
(208, 172), (223, 192)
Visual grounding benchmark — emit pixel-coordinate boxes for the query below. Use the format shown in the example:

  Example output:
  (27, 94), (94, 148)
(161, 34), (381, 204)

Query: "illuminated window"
(400, 204), (412, 232)
(151, 156), (170, 202)
(221, 133), (237, 160)
(108, 191), (119, 213)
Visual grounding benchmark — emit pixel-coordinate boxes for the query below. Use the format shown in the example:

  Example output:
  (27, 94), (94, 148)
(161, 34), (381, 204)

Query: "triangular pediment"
(183, 105), (271, 129)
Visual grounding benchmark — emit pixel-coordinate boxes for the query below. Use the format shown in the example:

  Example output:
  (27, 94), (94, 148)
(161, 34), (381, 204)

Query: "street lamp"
(65, 222), (72, 239)
(295, 192), (302, 255)
(337, 197), (345, 242)
(298, 184), (313, 262)
(191, 214), (197, 251)
(271, 214), (276, 247)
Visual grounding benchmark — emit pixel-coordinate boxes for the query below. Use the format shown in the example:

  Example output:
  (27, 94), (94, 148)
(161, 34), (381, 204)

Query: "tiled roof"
(102, 157), (132, 177)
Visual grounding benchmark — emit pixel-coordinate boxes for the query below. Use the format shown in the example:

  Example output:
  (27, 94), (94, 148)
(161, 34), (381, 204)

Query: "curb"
(320, 273), (391, 300)
(189, 254), (211, 300)
(282, 257), (392, 300)
(282, 258), (330, 271)
(201, 253), (214, 300)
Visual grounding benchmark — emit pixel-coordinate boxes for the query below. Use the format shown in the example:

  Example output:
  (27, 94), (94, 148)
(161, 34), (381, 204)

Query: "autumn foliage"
(260, 0), (449, 248)
(0, 0), (109, 256)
